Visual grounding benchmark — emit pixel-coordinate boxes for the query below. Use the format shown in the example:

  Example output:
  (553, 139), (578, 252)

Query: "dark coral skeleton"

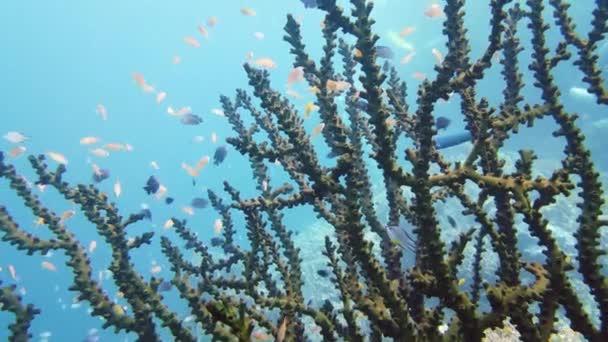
(1, 0), (607, 340)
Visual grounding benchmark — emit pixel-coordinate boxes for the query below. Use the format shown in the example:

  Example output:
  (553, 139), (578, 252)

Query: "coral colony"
(1, 0), (608, 341)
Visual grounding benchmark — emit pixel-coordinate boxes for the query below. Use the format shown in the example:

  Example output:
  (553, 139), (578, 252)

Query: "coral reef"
(1, 0), (607, 341)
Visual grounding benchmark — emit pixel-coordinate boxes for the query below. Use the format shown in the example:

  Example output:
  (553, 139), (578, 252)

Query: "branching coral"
(0, 0), (607, 341)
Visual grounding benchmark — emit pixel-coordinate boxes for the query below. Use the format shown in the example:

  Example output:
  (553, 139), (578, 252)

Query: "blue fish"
(300, 0), (318, 8)
(92, 168), (110, 183)
(436, 116), (451, 130)
(213, 145), (228, 165)
(143, 176), (160, 194)
(180, 113), (203, 125)
(211, 237), (224, 247)
(158, 281), (172, 292)
(191, 197), (209, 209)
(386, 219), (416, 251)
(165, 197), (174, 205)
(435, 131), (472, 149)
(376, 46), (394, 59)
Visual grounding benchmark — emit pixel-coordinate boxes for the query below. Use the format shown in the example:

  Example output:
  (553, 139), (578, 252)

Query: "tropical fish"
(253, 58), (277, 69)
(213, 145), (228, 165)
(154, 184), (168, 200)
(198, 25), (209, 38)
(326, 79), (351, 93)
(184, 36), (201, 47)
(287, 67), (304, 86)
(434, 131), (472, 149)
(317, 269), (329, 277)
(304, 102), (318, 119)
(435, 116), (451, 130)
(112, 304), (125, 316)
(143, 176), (160, 195)
(3, 131), (28, 144)
(210, 237), (224, 247)
(387, 30), (415, 51)
(207, 16), (218, 27)
(300, 0), (318, 8)
(150, 265), (162, 274)
(47, 152), (68, 165)
(400, 26), (415, 37)
(104, 143), (126, 151)
(90, 148), (110, 158)
(156, 92), (167, 104)
(191, 197), (209, 209)
(569, 86), (595, 101)
(150, 161), (160, 170)
(246, 51), (254, 60)
(41, 261), (57, 272)
(91, 165), (110, 183)
(168, 106), (191, 117)
(312, 123), (325, 138)
(214, 218), (223, 235)
(425, 4), (444, 18)
(412, 72), (426, 80)
(192, 135), (204, 144)
(164, 219), (174, 229)
(165, 197), (174, 205)
(376, 45), (394, 59)
(240, 7), (256, 16)
(88, 240), (97, 253)
(173, 56), (182, 64)
(386, 220), (416, 251)
(158, 281), (172, 292)
(211, 108), (225, 116)
(114, 180), (121, 198)
(60, 210), (76, 222)
(80, 136), (100, 145)
(182, 206), (195, 216)
(432, 48), (444, 65)
(96, 104), (108, 121)
(211, 132), (218, 143)
(9, 146), (26, 158)
(400, 51), (416, 64)
(196, 156), (210, 170)
(180, 113), (203, 125)
(254, 31), (265, 40)
(447, 215), (456, 228)
(8, 264), (17, 280)
(286, 89), (302, 99)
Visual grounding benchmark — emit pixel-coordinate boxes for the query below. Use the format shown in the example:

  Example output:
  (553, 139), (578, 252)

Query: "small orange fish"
(312, 123), (325, 139)
(253, 58), (277, 69)
(246, 51), (254, 60)
(326, 80), (351, 93)
(104, 143), (125, 151)
(47, 152), (68, 165)
(132, 73), (145, 87)
(196, 156), (210, 170)
(41, 261), (57, 272)
(207, 16), (218, 27)
(96, 104), (108, 121)
(184, 36), (201, 48)
(90, 148), (110, 158)
(142, 83), (155, 93)
(425, 4), (444, 18)
(304, 102), (318, 119)
(198, 25), (209, 38)
(287, 67), (304, 86)
(88, 240), (97, 253)
(60, 210), (76, 222)
(214, 218), (223, 235)
(9, 146), (26, 158)
(156, 92), (167, 104)
(385, 118), (397, 127)
(400, 51), (416, 64)
(400, 26), (416, 37)
(353, 48), (363, 58)
(432, 48), (444, 65)
(241, 7), (256, 16)
(412, 72), (427, 80)
(80, 136), (100, 145)
(182, 206), (195, 216)
(308, 86), (320, 94)
(181, 162), (200, 177)
(34, 217), (45, 227)
(163, 219), (174, 230)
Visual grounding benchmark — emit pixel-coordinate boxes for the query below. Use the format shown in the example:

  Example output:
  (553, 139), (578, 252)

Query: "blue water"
(0, 0), (606, 340)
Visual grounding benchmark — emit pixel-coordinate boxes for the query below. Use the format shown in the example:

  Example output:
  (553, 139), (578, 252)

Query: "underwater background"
(0, 0), (606, 340)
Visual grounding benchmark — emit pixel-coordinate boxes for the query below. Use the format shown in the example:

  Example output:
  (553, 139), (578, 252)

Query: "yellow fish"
(353, 48), (363, 58)
(304, 102), (317, 119)
(112, 304), (125, 316)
